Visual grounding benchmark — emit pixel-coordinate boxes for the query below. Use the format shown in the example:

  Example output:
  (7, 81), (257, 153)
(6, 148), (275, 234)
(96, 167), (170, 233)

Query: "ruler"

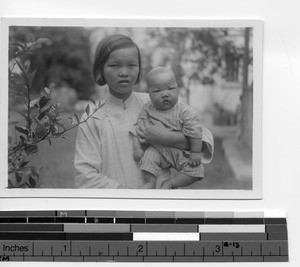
(0, 210), (288, 262)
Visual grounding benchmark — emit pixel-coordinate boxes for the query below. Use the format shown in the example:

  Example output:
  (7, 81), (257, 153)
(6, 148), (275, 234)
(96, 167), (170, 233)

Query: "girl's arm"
(136, 121), (190, 151)
(74, 113), (132, 189)
(132, 135), (145, 162)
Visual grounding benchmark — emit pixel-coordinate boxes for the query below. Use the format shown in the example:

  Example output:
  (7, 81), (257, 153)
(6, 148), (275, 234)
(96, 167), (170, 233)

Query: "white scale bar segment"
(133, 233), (199, 241)
(264, 210), (286, 218)
(198, 225), (265, 233)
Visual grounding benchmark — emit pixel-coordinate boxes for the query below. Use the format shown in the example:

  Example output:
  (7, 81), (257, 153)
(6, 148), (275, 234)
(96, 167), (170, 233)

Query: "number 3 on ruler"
(215, 245), (221, 252)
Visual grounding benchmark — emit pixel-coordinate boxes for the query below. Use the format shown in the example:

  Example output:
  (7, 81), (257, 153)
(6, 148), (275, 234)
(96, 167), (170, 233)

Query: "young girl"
(74, 34), (192, 189)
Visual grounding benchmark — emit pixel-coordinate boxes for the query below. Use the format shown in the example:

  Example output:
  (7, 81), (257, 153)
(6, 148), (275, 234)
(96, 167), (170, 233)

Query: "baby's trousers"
(140, 145), (204, 178)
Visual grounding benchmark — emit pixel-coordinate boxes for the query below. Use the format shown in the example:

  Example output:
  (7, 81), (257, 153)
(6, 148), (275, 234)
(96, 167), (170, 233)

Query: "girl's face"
(103, 47), (139, 100)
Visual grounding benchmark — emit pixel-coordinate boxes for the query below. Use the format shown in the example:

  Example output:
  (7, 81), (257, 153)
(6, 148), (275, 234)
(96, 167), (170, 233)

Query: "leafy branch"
(8, 38), (99, 188)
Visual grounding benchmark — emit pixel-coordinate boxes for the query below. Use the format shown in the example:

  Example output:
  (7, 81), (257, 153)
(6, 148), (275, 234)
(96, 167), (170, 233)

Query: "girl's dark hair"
(93, 34), (141, 86)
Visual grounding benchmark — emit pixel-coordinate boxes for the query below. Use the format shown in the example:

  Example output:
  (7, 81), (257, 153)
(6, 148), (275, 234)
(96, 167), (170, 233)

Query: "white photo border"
(0, 18), (263, 199)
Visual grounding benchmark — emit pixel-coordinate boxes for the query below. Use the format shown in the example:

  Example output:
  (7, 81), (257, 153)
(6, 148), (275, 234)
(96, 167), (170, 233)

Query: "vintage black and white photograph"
(1, 19), (262, 198)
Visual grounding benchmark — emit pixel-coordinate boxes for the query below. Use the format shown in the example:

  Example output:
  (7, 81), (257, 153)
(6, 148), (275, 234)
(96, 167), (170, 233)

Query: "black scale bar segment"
(0, 232), (133, 240)
(0, 232), (65, 240)
(0, 211), (56, 217)
(28, 217), (55, 223)
(65, 233), (133, 240)
(0, 224), (63, 231)
(86, 217), (114, 224)
(234, 218), (264, 224)
(115, 218), (145, 224)
(0, 217), (27, 223)
(264, 218), (287, 224)
(55, 217), (85, 223)
(176, 218), (205, 224)
(265, 224), (287, 233)
(204, 218), (234, 224)
(146, 218), (175, 224)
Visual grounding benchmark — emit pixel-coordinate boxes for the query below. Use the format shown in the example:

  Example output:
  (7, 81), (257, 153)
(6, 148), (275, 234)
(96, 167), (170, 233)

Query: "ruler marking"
(279, 246), (281, 256)
(51, 246), (53, 256)
(165, 246), (167, 256)
(222, 241), (224, 256)
(108, 243), (110, 256)
(183, 243), (186, 255)
(127, 246), (129, 256)
(89, 246), (91, 256)
(260, 243), (262, 256)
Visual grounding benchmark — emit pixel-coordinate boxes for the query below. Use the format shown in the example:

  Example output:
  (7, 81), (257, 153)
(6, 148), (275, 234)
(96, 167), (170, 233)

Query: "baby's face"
(148, 72), (179, 111)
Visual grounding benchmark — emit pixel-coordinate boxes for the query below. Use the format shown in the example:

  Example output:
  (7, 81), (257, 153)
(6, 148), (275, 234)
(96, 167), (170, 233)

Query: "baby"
(131, 67), (206, 189)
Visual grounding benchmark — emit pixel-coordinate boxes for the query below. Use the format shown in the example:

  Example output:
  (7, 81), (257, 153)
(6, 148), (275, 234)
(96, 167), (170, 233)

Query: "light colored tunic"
(74, 92), (149, 189)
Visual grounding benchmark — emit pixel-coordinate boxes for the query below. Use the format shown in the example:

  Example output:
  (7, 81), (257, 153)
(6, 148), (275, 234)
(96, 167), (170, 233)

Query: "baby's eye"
(109, 64), (118, 68)
(169, 87), (175, 90)
(129, 64), (138, 67)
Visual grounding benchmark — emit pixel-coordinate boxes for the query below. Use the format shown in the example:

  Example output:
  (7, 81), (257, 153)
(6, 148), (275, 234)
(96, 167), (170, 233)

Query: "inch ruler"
(0, 210), (288, 262)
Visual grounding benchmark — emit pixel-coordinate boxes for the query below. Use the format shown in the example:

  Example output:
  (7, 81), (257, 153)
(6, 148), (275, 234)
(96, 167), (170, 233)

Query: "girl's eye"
(130, 64), (138, 67)
(169, 87), (175, 90)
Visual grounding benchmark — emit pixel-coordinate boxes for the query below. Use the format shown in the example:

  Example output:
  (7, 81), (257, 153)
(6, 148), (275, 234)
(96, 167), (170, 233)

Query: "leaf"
(39, 96), (50, 109)
(55, 121), (66, 130)
(34, 38), (52, 47)
(15, 172), (22, 183)
(8, 121), (19, 125)
(15, 126), (29, 135)
(85, 104), (90, 116)
(49, 82), (56, 91)
(14, 58), (27, 74)
(24, 60), (31, 72)
(19, 161), (29, 168)
(69, 113), (80, 125)
(29, 97), (40, 108)
(97, 100), (105, 109)
(20, 135), (25, 143)
(90, 98), (96, 105)
(44, 87), (51, 95)
(75, 113), (80, 124)
(27, 69), (36, 87)
(61, 135), (70, 140)
(24, 181), (32, 188)
(24, 144), (38, 155)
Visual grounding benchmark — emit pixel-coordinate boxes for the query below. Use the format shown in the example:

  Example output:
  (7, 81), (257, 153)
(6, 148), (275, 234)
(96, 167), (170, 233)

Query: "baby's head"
(146, 67), (179, 111)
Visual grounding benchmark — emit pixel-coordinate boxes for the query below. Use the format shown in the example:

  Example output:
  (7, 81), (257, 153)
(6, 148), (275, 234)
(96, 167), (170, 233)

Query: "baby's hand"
(189, 152), (202, 167)
(159, 179), (173, 190)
